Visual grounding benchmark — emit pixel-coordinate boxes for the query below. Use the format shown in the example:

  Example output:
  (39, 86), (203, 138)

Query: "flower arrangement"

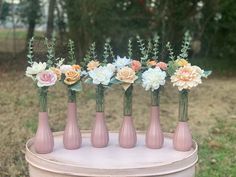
(166, 31), (211, 151)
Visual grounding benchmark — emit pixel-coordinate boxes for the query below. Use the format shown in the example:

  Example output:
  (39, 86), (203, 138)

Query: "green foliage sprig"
(103, 38), (114, 64)
(177, 31), (192, 59)
(146, 39), (152, 59)
(128, 38), (132, 58)
(27, 37), (34, 65)
(68, 39), (76, 65)
(137, 35), (148, 64)
(45, 37), (56, 68)
(166, 42), (175, 61)
(83, 42), (97, 67)
(152, 34), (160, 60)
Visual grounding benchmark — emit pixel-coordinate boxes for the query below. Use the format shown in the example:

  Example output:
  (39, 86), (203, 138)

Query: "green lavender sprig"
(177, 31), (192, 59)
(152, 34), (160, 60)
(68, 39), (76, 65)
(27, 37), (34, 65)
(128, 38), (132, 58)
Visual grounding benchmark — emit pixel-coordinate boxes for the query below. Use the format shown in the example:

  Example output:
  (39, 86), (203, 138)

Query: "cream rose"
(116, 67), (138, 90)
(64, 70), (81, 85)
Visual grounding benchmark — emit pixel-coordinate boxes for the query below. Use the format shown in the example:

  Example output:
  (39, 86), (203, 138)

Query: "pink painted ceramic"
(91, 112), (109, 148)
(173, 122), (193, 151)
(63, 103), (82, 150)
(119, 116), (137, 148)
(34, 112), (54, 154)
(146, 106), (164, 149)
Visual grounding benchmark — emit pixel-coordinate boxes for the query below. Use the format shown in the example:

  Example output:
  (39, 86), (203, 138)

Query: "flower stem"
(96, 84), (105, 112)
(38, 87), (48, 112)
(124, 85), (133, 116)
(151, 88), (160, 106)
(179, 89), (188, 122)
(68, 89), (76, 103)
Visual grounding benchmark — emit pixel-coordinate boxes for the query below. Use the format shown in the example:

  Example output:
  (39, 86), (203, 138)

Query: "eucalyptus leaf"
(202, 70), (212, 78)
(70, 82), (82, 91)
(84, 78), (93, 84)
(110, 78), (122, 84)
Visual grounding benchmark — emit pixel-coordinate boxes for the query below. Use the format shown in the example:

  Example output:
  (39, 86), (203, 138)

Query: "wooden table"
(25, 132), (198, 177)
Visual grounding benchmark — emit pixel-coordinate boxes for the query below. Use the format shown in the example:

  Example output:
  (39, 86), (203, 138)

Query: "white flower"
(26, 62), (47, 78)
(170, 64), (204, 91)
(56, 58), (65, 67)
(88, 66), (114, 85)
(60, 65), (73, 73)
(113, 56), (131, 69)
(142, 67), (166, 91)
(107, 63), (116, 72)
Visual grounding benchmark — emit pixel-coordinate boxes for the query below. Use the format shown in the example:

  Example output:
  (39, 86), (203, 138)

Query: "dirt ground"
(0, 70), (236, 177)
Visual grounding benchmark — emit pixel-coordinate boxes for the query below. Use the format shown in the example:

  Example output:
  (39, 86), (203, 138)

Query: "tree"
(46, 0), (56, 39)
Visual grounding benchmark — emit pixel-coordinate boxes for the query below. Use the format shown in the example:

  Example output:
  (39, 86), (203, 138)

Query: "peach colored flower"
(72, 64), (81, 71)
(170, 64), (204, 91)
(64, 70), (81, 85)
(176, 59), (189, 67)
(36, 70), (57, 87)
(116, 67), (138, 90)
(87, 60), (100, 71)
(131, 60), (142, 72)
(50, 67), (61, 80)
(147, 60), (157, 67)
(156, 62), (167, 70)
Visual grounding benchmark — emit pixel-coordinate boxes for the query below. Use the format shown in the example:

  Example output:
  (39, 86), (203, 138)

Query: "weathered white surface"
(26, 132), (198, 177)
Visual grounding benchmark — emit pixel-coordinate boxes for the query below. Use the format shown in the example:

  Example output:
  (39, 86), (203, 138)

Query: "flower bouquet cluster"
(166, 31), (211, 151)
(26, 38), (62, 153)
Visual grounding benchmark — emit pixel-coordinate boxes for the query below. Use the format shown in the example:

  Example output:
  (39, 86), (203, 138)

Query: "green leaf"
(166, 60), (178, 76)
(110, 78), (122, 84)
(202, 70), (212, 78)
(70, 82), (82, 91)
(84, 78), (93, 84)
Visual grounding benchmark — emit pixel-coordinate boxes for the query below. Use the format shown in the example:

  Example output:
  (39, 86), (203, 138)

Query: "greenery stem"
(38, 87), (48, 112)
(151, 88), (160, 106)
(179, 89), (188, 122)
(123, 85), (133, 116)
(96, 84), (105, 112)
(68, 89), (76, 103)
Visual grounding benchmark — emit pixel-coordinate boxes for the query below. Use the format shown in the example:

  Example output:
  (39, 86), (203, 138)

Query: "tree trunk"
(26, 21), (36, 45)
(46, 0), (56, 39)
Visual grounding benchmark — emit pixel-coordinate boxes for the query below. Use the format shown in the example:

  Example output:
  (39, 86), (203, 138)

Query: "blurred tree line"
(0, 0), (235, 61)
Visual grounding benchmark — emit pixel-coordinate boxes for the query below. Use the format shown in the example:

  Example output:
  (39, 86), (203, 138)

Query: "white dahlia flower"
(113, 56), (131, 69)
(26, 62), (47, 78)
(142, 67), (166, 91)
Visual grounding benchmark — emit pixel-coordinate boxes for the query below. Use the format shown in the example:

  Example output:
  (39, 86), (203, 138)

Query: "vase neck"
(151, 89), (160, 106)
(38, 88), (48, 112)
(178, 90), (188, 122)
(68, 89), (76, 103)
(150, 106), (160, 121)
(38, 112), (49, 127)
(123, 85), (133, 116)
(96, 84), (105, 112)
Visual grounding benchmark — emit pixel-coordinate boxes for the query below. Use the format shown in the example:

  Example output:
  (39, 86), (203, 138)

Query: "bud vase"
(173, 90), (193, 151)
(63, 102), (82, 150)
(34, 88), (54, 154)
(91, 84), (109, 148)
(119, 85), (137, 148)
(91, 112), (109, 148)
(146, 89), (164, 149)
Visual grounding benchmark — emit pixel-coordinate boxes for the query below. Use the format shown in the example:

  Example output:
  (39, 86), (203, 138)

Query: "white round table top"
(26, 132), (198, 176)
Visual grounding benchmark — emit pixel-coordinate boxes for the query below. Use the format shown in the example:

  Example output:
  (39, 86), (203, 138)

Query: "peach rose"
(64, 70), (80, 85)
(131, 60), (141, 72)
(50, 67), (61, 80)
(72, 64), (81, 71)
(87, 60), (100, 71)
(156, 62), (167, 70)
(176, 59), (188, 67)
(116, 67), (138, 90)
(147, 60), (157, 67)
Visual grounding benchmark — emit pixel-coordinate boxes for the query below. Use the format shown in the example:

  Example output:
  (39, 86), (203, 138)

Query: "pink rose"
(156, 62), (167, 70)
(131, 60), (142, 72)
(36, 70), (57, 87)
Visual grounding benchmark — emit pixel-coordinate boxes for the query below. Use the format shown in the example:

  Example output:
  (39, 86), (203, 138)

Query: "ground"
(0, 68), (236, 177)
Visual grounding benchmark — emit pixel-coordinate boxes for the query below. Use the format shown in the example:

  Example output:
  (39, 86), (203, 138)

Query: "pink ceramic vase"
(146, 106), (164, 149)
(91, 112), (109, 148)
(173, 122), (193, 151)
(34, 112), (54, 154)
(119, 116), (137, 148)
(63, 102), (82, 150)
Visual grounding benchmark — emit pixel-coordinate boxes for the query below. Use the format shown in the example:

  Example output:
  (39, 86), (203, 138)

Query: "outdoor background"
(0, 0), (236, 177)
